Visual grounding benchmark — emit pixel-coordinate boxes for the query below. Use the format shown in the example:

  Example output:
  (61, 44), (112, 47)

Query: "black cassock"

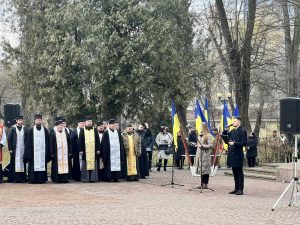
(70, 128), (81, 181)
(50, 130), (72, 183)
(100, 129), (126, 181)
(136, 130), (149, 178)
(24, 126), (50, 184)
(7, 126), (29, 183)
(78, 127), (101, 182)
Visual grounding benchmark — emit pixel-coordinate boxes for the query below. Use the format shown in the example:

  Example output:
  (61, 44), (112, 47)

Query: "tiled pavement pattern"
(0, 169), (299, 225)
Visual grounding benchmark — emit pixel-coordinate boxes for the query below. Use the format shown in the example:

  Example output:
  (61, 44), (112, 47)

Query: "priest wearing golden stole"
(50, 120), (72, 183)
(78, 116), (101, 182)
(122, 124), (141, 181)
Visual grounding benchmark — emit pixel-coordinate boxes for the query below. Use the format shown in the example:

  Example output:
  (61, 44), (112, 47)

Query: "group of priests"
(2, 114), (151, 184)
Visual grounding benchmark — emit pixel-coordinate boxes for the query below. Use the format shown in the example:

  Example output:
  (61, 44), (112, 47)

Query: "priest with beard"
(50, 120), (72, 183)
(7, 115), (28, 183)
(24, 114), (50, 184)
(70, 118), (85, 181)
(123, 124), (141, 181)
(78, 116), (101, 182)
(100, 119), (125, 182)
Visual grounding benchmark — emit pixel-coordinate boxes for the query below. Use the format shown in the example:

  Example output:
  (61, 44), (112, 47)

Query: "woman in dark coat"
(175, 132), (185, 169)
(246, 132), (258, 167)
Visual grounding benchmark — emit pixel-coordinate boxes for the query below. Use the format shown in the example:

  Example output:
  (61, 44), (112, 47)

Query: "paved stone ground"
(0, 168), (299, 225)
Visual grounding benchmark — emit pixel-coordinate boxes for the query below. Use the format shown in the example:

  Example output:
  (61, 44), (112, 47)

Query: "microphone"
(225, 124), (233, 128)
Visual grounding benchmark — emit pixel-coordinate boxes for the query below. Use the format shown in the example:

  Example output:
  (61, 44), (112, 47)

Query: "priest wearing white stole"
(101, 119), (125, 182)
(0, 118), (7, 182)
(78, 116), (101, 182)
(8, 115), (28, 183)
(50, 120), (72, 183)
(24, 114), (50, 184)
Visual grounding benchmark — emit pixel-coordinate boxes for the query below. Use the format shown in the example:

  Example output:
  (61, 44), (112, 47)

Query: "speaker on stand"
(4, 103), (21, 128)
(272, 97), (300, 210)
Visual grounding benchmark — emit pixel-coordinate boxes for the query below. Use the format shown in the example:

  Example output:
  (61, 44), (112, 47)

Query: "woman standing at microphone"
(195, 122), (213, 189)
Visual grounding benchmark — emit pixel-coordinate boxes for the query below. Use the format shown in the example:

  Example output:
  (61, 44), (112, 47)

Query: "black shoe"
(235, 190), (243, 195)
(229, 190), (238, 194)
(164, 168), (166, 171)
(157, 167), (160, 172)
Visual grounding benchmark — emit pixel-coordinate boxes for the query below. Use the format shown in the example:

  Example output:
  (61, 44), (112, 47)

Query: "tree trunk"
(253, 88), (265, 137)
(282, 2), (300, 97)
(176, 103), (188, 136)
(215, 0), (256, 132)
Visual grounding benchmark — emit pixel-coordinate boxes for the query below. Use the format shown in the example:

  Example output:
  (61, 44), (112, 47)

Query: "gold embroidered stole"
(84, 128), (95, 170)
(127, 135), (137, 176)
(55, 131), (69, 174)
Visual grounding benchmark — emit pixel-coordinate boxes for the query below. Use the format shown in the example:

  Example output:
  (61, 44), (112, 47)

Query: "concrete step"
(224, 171), (276, 181)
(261, 163), (282, 170)
(243, 167), (276, 176)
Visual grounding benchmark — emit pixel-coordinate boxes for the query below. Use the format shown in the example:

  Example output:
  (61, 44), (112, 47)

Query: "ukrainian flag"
(172, 101), (181, 151)
(220, 100), (232, 150)
(204, 98), (210, 126)
(221, 100), (232, 130)
(195, 99), (207, 135)
(232, 104), (239, 117)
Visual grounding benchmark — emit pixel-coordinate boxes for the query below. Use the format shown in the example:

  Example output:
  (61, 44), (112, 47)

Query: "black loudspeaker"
(280, 97), (300, 134)
(4, 104), (21, 128)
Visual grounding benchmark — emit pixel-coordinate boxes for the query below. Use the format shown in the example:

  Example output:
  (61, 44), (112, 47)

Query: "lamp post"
(217, 92), (232, 103)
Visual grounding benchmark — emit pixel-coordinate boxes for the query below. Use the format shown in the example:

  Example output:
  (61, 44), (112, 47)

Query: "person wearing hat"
(78, 116), (101, 182)
(7, 115), (29, 183)
(0, 118), (6, 182)
(24, 114), (51, 184)
(100, 119), (126, 182)
(122, 123), (141, 181)
(50, 120), (72, 183)
(96, 121), (105, 180)
(70, 118), (85, 181)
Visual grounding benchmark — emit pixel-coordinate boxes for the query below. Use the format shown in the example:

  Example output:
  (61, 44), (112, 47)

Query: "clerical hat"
(55, 116), (63, 122)
(85, 116), (92, 121)
(34, 114), (42, 120)
(55, 120), (63, 126)
(15, 115), (24, 120)
(108, 119), (116, 124)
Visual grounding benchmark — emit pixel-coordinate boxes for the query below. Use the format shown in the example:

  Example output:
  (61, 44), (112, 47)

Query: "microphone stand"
(161, 132), (184, 188)
(189, 135), (214, 193)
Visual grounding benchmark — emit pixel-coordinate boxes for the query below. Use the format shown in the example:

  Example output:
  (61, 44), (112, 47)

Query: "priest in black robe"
(96, 121), (105, 181)
(50, 120), (72, 183)
(7, 115), (28, 183)
(24, 114), (50, 184)
(70, 118), (85, 181)
(78, 116), (101, 182)
(100, 119), (125, 182)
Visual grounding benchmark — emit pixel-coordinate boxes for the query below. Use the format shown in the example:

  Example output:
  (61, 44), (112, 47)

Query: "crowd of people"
(1, 114), (298, 195)
(0, 115), (156, 184)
